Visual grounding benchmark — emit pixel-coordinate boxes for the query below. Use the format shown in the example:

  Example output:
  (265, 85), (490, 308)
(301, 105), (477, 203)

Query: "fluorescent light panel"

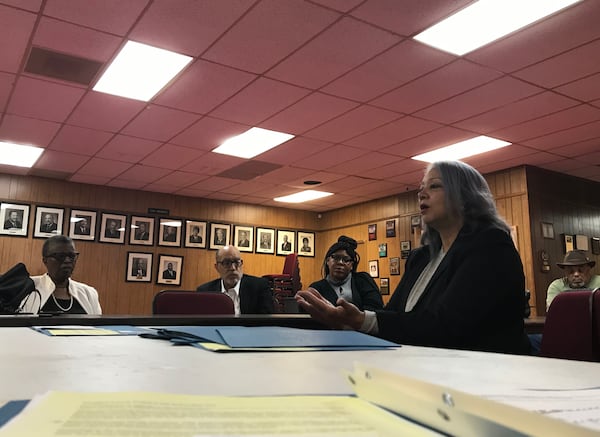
(212, 127), (294, 159)
(93, 41), (192, 101)
(0, 141), (43, 167)
(414, 0), (582, 55)
(411, 136), (511, 163)
(274, 190), (333, 203)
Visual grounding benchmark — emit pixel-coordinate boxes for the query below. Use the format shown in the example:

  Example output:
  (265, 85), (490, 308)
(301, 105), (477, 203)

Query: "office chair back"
(540, 289), (599, 362)
(152, 290), (234, 315)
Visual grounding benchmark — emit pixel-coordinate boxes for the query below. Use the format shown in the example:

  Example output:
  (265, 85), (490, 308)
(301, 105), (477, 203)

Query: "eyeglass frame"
(46, 252), (80, 262)
(216, 258), (243, 269)
(328, 254), (354, 265)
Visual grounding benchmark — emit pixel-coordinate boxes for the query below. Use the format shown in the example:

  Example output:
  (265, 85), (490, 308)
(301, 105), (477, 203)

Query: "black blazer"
(196, 274), (273, 314)
(310, 272), (384, 311)
(377, 226), (530, 355)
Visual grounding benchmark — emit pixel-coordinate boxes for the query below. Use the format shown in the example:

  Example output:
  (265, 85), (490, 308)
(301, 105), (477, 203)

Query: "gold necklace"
(51, 293), (73, 312)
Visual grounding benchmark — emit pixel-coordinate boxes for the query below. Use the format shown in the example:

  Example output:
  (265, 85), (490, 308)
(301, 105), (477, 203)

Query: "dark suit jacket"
(377, 225), (530, 355)
(310, 272), (384, 311)
(281, 242), (291, 251)
(4, 219), (21, 229)
(40, 223), (57, 232)
(163, 269), (177, 279)
(196, 274), (273, 314)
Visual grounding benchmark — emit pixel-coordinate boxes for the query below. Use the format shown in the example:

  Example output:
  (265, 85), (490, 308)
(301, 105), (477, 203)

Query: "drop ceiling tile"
(372, 60), (502, 114)
(106, 179), (147, 190)
(95, 135), (162, 163)
(345, 115), (441, 150)
(221, 180), (276, 196)
(555, 72), (600, 102)
(68, 174), (111, 185)
(372, 158), (427, 180)
(565, 164), (600, 178)
(209, 78), (310, 125)
(121, 105), (200, 142)
(44, 0), (147, 35)
(342, 179), (401, 197)
(34, 149), (89, 173)
(0, 114), (61, 147)
(8, 77), (85, 122)
(304, 105), (400, 143)
(574, 152), (600, 166)
(323, 39), (454, 102)
(155, 171), (207, 188)
(115, 164), (172, 183)
(49, 125), (113, 155)
(281, 170), (344, 188)
(33, 16), (122, 62)
(257, 136), (332, 166)
(75, 157), (132, 178)
(550, 137), (600, 157)
(129, 0), (253, 56)
(310, 0), (363, 13)
(0, 5), (36, 72)
(204, 0), (339, 73)
(171, 116), (249, 151)
(67, 91), (145, 132)
(523, 119), (600, 150)
(186, 176), (241, 192)
(154, 60), (257, 115)
(463, 145), (537, 169)
(0, 72), (13, 108)
(179, 152), (245, 175)
(174, 186), (213, 198)
(260, 92), (359, 135)
(266, 17), (400, 89)
(316, 175), (375, 192)
(380, 126), (475, 158)
(455, 91), (580, 134)
(539, 158), (588, 173)
(415, 77), (543, 125)
(1, 0), (41, 12)
(292, 144), (365, 171)
(254, 166), (315, 184)
(329, 151), (402, 174)
(140, 144), (205, 171)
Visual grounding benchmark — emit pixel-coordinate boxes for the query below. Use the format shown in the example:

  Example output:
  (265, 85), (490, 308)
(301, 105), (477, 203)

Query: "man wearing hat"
(546, 250), (600, 309)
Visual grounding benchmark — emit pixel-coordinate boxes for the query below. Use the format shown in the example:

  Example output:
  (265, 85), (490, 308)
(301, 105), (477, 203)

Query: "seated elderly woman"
(297, 161), (530, 355)
(309, 236), (383, 311)
(20, 235), (102, 314)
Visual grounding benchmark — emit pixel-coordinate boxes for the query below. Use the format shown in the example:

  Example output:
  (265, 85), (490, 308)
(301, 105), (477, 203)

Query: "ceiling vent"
(216, 160), (281, 181)
(24, 47), (103, 85)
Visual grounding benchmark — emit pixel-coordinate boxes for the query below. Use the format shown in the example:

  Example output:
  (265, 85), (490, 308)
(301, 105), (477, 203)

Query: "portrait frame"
(184, 220), (207, 249)
(575, 234), (589, 251)
(385, 220), (396, 238)
(68, 209), (97, 241)
(541, 222), (554, 239)
(157, 254), (183, 286)
(276, 229), (295, 256)
(411, 215), (422, 228)
(591, 237), (600, 255)
(401, 240), (412, 259)
(209, 223), (231, 250)
(158, 218), (182, 248)
(126, 252), (153, 282)
(562, 234), (574, 253)
(380, 277), (390, 295)
(0, 202), (30, 237)
(129, 216), (155, 246)
(99, 212), (127, 244)
(234, 225), (254, 253)
(389, 257), (400, 275)
(33, 206), (64, 238)
(368, 224), (377, 241)
(256, 227), (275, 254)
(378, 243), (387, 258)
(297, 231), (315, 257)
(368, 260), (379, 278)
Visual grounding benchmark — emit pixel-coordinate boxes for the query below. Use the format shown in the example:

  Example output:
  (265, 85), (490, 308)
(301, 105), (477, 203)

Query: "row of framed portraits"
(127, 252), (183, 285)
(0, 202), (316, 257)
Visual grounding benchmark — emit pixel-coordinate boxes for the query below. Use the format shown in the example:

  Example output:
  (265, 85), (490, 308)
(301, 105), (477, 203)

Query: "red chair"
(540, 290), (599, 362)
(262, 253), (302, 313)
(152, 290), (234, 315)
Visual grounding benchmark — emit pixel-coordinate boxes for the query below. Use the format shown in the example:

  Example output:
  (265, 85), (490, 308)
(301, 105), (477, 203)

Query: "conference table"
(0, 315), (597, 436)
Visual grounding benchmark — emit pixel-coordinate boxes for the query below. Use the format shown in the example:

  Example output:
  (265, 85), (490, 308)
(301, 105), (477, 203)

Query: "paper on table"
(0, 391), (440, 436)
(32, 326), (153, 336)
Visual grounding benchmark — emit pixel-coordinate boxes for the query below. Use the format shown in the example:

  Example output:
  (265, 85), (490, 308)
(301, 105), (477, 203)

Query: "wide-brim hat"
(557, 250), (596, 268)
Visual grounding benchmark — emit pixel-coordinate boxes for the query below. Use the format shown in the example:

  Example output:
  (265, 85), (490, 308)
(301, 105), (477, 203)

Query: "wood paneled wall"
(525, 166), (600, 315)
(0, 173), (321, 315)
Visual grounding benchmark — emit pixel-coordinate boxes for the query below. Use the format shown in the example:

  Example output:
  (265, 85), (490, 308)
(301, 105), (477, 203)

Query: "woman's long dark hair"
(322, 235), (360, 277)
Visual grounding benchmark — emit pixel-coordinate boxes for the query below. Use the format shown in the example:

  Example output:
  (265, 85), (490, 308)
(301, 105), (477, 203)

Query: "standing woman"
(309, 236), (383, 311)
(297, 161), (530, 355)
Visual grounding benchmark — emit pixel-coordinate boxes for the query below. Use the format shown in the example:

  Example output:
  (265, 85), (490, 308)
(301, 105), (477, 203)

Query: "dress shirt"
(221, 280), (241, 315)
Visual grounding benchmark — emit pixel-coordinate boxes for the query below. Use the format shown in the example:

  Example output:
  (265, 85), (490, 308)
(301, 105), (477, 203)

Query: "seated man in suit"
(196, 245), (273, 315)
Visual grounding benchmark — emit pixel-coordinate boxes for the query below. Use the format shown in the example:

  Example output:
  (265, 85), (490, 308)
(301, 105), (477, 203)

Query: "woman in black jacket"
(297, 161), (530, 355)
(309, 236), (383, 311)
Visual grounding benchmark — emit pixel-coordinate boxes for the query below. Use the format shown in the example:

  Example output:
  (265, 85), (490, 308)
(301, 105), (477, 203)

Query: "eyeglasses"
(329, 254), (353, 265)
(47, 252), (80, 262)
(217, 259), (243, 269)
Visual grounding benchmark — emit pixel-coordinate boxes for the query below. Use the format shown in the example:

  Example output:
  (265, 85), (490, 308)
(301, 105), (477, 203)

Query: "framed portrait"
(256, 227), (275, 254)
(385, 220), (396, 237)
(277, 229), (295, 256)
(157, 254), (183, 286)
(368, 260), (379, 278)
(0, 202), (30, 237)
(184, 220), (207, 249)
(33, 206), (64, 238)
(541, 222), (554, 239)
(126, 252), (153, 282)
(368, 224), (377, 241)
(68, 209), (96, 241)
(411, 215), (421, 228)
(575, 234), (589, 251)
(99, 212), (127, 244)
(298, 231), (315, 257)
(380, 277), (390, 295)
(378, 243), (387, 257)
(209, 223), (231, 249)
(562, 234), (574, 253)
(401, 240), (411, 259)
(234, 225), (254, 252)
(129, 216), (155, 246)
(591, 237), (600, 255)
(389, 257), (400, 275)
(158, 218), (182, 247)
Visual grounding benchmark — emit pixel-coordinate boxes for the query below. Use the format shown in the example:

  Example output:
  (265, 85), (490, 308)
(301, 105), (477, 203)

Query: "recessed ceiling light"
(93, 40), (192, 101)
(411, 136), (511, 163)
(303, 180), (322, 185)
(0, 141), (43, 167)
(212, 127), (294, 159)
(414, 0), (582, 56)
(274, 190), (333, 203)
